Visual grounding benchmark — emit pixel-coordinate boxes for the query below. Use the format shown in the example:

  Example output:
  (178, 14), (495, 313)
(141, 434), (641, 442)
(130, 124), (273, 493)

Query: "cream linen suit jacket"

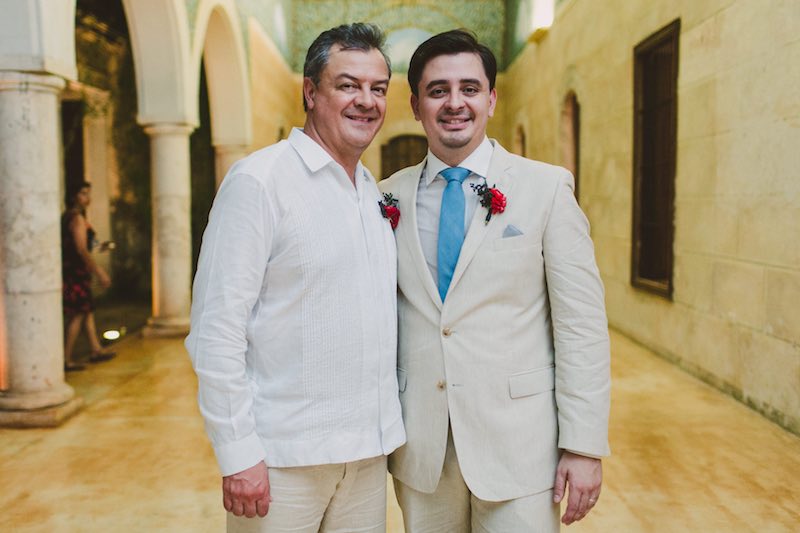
(378, 141), (611, 502)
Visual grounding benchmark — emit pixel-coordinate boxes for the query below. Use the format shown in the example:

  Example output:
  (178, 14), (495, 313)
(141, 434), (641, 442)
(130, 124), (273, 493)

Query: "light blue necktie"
(437, 167), (471, 301)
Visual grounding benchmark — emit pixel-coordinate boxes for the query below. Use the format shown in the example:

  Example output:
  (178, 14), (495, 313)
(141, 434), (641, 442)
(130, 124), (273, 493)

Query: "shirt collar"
(288, 127), (369, 183)
(288, 127), (335, 173)
(423, 136), (494, 186)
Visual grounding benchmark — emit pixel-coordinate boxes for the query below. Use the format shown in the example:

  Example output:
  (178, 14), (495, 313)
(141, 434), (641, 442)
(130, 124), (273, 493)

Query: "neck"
(302, 120), (360, 183)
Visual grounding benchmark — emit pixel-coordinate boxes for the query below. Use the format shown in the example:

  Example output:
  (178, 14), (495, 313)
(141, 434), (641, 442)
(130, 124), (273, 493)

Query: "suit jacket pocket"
(397, 368), (407, 392)
(492, 234), (535, 252)
(508, 365), (555, 399)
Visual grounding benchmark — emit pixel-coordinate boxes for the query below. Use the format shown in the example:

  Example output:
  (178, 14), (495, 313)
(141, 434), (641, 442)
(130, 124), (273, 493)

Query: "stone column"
(213, 143), (249, 189)
(142, 124), (193, 337)
(0, 72), (82, 427)
(82, 87), (113, 282)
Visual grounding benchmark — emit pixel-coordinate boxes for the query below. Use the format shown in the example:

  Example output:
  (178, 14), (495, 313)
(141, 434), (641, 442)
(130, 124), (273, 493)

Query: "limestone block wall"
(248, 20), (303, 149)
(498, 0), (800, 433)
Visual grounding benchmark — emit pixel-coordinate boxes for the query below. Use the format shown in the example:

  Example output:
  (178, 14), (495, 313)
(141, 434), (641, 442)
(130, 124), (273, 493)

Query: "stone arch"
(121, 0), (195, 125)
(192, 0), (252, 148)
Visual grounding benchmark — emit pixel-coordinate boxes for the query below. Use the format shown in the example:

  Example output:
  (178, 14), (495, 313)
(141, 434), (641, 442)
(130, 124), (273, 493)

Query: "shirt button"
(436, 380), (446, 390)
(442, 327), (452, 337)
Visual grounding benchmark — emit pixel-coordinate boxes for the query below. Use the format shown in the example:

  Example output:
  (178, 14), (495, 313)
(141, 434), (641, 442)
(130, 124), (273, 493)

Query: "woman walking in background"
(62, 181), (116, 371)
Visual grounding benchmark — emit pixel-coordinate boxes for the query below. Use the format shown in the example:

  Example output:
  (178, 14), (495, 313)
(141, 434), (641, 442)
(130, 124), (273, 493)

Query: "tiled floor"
(1, 330), (798, 532)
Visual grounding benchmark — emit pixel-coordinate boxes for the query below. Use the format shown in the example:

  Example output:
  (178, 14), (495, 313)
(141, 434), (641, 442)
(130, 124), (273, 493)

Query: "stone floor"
(1, 330), (798, 532)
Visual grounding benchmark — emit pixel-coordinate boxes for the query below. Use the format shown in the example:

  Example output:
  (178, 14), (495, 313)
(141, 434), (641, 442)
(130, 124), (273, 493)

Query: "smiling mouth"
(439, 116), (471, 129)
(346, 115), (377, 123)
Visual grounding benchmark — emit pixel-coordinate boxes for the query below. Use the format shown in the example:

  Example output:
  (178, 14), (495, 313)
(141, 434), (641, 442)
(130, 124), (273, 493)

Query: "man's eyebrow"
(335, 73), (390, 85)
(424, 78), (483, 91)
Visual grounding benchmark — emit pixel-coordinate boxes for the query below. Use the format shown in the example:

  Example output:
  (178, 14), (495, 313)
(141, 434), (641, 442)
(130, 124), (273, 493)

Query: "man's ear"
(488, 88), (497, 118)
(303, 77), (316, 111)
(411, 93), (420, 121)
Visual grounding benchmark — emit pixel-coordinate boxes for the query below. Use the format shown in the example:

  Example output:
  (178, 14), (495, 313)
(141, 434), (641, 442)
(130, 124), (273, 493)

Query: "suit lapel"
(448, 142), (515, 294)
(395, 159), (444, 311)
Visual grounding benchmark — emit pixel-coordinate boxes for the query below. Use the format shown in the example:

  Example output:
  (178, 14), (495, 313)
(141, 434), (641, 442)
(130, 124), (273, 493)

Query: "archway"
(190, 62), (216, 274)
(194, 1), (252, 186)
(71, 0), (153, 302)
(381, 135), (429, 179)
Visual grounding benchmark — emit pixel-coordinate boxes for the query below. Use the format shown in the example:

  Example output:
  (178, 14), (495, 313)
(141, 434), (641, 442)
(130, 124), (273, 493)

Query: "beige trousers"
(227, 455), (387, 533)
(394, 432), (560, 533)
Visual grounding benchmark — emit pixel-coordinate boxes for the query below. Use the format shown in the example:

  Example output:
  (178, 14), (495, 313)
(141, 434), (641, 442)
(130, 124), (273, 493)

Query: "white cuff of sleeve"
(214, 432), (266, 476)
(563, 448), (603, 460)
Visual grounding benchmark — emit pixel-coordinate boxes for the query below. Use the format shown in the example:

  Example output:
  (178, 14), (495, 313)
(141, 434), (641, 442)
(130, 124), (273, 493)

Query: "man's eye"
(463, 86), (479, 95)
(340, 83), (357, 90)
(373, 87), (387, 96)
(430, 88), (447, 97)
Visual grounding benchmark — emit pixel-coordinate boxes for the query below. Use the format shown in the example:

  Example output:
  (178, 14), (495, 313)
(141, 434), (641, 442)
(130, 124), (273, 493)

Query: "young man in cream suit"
(379, 30), (611, 532)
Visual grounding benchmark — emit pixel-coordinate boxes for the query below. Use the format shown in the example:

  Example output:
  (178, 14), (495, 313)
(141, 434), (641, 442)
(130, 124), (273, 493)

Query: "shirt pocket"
(508, 365), (555, 399)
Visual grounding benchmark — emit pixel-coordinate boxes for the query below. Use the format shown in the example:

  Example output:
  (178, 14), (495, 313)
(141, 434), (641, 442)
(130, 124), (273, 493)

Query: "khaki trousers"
(228, 455), (387, 533)
(394, 431), (560, 533)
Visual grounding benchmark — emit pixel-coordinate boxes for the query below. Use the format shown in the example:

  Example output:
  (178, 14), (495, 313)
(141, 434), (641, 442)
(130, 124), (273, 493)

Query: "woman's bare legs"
(64, 314), (85, 370)
(85, 312), (116, 361)
(84, 312), (103, 353)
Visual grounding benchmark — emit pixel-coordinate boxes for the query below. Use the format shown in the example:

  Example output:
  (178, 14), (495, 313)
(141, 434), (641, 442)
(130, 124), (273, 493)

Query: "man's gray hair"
(302, 22), (391, 111)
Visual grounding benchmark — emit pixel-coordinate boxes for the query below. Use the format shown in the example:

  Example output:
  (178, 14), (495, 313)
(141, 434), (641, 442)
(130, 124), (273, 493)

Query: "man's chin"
(439, 134), (473, 150)
(343, 133), (378, 152)
(347, 122), (381, 139)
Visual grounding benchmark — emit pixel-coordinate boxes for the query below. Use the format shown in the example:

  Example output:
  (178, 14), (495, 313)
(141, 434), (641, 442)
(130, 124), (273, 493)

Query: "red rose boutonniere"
(378, 192), (400, 230)
(471, 183), (507, 224)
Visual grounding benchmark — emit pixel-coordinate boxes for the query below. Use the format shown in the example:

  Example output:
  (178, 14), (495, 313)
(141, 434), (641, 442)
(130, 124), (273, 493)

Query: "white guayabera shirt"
(186, 128), (405, 476)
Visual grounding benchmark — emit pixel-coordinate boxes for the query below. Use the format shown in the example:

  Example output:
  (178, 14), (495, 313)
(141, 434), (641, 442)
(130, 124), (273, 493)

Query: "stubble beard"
(439, 131), (472, 149)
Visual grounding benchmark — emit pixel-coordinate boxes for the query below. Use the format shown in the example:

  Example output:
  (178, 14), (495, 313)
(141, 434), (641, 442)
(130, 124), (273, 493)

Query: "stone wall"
(498, 0), (800, 433)
(248, 20), (303, 150)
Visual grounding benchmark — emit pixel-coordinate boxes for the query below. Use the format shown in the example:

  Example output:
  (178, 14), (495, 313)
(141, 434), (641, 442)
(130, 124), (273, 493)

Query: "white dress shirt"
(416, 137), (494, 282)
(186, 128), (405, 476)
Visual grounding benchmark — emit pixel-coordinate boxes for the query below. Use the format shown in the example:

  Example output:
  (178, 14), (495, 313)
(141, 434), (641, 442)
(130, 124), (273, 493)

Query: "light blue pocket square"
(502, 224), (523, 238)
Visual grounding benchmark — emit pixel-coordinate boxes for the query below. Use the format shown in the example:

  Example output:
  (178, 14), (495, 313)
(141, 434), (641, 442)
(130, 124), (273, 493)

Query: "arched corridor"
(1, 330), (798, 531)
(1, 1), (799, 529)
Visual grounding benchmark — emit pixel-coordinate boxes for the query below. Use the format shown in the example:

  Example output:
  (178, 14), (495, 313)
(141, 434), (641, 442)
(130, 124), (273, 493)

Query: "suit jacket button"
(442, 327), (452, 337)
(436, 380), (446, 390)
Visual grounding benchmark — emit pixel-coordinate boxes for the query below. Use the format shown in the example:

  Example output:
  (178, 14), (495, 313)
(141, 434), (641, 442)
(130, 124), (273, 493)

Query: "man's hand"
(222, 461), (271, 518)
(553, 451), (602, 525)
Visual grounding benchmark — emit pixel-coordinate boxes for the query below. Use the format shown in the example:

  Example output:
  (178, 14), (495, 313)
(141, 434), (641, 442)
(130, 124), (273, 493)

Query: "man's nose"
(445, 90), (464, 110)
(354, 87), (376, 109)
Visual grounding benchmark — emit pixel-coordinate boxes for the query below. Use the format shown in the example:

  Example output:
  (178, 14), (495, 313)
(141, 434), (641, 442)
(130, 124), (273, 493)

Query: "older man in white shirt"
(185, 23), (405, 532)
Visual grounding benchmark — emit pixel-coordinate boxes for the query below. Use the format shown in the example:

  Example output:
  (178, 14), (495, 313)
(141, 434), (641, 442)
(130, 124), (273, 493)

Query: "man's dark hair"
(407, 29), (497, 97)
(302, 22), (391, 111)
